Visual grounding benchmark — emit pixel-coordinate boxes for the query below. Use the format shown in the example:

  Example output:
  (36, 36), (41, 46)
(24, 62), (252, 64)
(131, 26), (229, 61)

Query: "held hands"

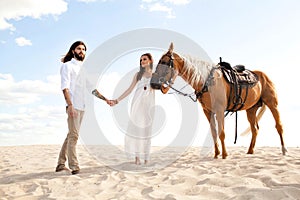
(106, 99), (118, 106)
(91, 89), (118, 106)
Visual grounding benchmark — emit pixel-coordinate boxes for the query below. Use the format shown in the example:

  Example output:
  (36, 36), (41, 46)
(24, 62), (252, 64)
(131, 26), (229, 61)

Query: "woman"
(108, 53), (155, 165)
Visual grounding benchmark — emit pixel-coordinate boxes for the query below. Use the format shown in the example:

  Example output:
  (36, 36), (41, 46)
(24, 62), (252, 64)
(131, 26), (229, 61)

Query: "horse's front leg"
(203, 109), (220, 158)
(215, 111), (227, 159)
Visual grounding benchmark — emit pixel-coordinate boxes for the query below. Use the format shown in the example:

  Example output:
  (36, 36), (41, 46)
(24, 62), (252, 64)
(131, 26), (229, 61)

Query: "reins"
(166, 82), (198, 102)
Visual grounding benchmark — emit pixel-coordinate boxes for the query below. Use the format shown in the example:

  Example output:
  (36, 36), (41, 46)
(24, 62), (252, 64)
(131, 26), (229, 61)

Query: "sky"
(0, 0), (300, 148)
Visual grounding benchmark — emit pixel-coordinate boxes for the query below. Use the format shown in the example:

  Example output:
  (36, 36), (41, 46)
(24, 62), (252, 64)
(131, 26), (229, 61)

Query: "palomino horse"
(150, 43), (287, 159)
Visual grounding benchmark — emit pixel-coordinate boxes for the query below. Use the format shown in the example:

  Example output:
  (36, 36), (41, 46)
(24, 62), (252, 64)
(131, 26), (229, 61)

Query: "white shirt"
(60, 58), (85, 111)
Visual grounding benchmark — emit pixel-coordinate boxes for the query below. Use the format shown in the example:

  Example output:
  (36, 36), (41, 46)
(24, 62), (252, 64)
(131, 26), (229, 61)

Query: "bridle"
(157, 53), (200, 102)
(157, 52), (175, 85)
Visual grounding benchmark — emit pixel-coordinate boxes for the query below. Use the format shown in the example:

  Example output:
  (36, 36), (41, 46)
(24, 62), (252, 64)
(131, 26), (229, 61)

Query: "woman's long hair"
(61, 41), (87, 63)
(136, 53), (153, 81)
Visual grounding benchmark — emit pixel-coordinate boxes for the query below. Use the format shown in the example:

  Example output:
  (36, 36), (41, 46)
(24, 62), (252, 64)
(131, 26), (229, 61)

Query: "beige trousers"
(57, 109), (84, 171)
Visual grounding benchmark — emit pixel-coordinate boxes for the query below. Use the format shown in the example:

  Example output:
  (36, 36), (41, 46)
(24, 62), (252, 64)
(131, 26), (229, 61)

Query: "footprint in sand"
(141, 187), (153, 196)
(171, 178), (185, 185)
(185, 185), (202, 195)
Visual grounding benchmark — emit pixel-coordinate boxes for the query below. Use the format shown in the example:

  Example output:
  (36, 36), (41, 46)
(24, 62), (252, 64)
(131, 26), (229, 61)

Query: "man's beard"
(74, 52), (85, 61)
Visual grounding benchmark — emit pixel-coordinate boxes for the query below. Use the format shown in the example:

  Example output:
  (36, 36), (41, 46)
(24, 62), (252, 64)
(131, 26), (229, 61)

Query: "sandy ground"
(0, 145), (300, 200)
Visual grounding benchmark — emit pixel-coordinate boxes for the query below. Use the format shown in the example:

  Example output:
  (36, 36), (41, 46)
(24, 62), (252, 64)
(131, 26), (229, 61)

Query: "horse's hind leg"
(264, 99), (287, 155)
(260, 77), (287, 155)
(246, 104), (260, 154)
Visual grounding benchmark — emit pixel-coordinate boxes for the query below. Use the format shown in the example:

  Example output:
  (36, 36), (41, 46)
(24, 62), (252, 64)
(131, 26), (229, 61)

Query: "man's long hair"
(137, 53), (153, 81)
(61, 41), (87, 63)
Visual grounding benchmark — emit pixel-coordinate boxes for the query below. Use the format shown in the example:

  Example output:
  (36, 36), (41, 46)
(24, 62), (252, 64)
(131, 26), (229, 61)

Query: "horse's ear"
(168, 42), (174, 53)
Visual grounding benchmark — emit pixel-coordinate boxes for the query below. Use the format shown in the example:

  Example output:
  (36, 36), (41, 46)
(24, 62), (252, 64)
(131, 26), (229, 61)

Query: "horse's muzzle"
(150, 73), (162, 90)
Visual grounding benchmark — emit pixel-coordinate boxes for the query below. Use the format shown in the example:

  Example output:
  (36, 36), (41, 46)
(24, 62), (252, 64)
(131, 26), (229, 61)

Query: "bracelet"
(115, 99), (119, 104)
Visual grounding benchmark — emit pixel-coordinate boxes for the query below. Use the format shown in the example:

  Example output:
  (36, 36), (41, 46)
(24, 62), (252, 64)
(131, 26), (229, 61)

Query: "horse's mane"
(180, 54), (214, 87)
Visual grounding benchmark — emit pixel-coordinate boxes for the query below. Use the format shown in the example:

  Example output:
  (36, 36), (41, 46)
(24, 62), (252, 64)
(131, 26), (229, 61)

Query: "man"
(55, 41), (87, 175)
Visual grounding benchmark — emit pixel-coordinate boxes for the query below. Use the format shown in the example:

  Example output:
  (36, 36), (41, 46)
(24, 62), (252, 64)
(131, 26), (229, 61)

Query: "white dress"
(125, 76), (155, 160)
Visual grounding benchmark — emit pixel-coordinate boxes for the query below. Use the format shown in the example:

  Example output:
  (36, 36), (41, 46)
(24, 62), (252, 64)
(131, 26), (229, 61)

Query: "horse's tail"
(240, 103), (266, 136)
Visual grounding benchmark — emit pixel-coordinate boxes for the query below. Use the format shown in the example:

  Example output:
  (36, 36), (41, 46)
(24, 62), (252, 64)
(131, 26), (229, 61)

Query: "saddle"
(219, 62), (258, 86)
(218, 61), (258, 112)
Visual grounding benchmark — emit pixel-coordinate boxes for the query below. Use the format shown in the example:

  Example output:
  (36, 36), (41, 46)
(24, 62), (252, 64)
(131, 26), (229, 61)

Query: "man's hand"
(92, 89), (107, 101)
(67, 105), (78, 117)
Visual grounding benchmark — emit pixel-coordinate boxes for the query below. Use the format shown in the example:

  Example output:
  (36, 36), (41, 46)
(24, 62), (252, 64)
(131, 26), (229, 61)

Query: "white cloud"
(0, 105), (67, 146)
(0, 0), (68, 31)
(15, 36), (32, 46)
(0, 73), (65, 145)
(77, 0), (98, 2)
(0, 73), (60, 106)
(140, 0), (191, 18)
(77, 0), (110, 3)
(148, 3), (175, 19)
(77, 0), (97, 3)
(165, 0), (190, 5)
(142, 0), (155, 3)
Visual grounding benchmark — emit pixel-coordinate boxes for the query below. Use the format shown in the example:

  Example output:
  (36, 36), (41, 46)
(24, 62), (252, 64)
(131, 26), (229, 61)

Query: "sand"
(0, 145), (300, 200)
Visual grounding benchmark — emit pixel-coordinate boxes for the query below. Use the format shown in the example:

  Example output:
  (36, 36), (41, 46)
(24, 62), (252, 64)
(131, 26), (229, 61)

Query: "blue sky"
(0, 0), (300, 147)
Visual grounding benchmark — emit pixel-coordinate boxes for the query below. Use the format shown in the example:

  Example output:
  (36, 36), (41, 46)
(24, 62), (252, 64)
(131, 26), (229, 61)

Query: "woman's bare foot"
(135, 157), (141, 165)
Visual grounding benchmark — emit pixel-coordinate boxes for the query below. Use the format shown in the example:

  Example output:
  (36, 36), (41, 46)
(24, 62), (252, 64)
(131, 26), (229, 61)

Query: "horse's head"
(151, 43), (181, 94)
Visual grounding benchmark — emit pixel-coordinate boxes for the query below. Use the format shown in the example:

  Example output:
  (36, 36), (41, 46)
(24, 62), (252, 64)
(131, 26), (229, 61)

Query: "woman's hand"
(106, 99), (118, 106)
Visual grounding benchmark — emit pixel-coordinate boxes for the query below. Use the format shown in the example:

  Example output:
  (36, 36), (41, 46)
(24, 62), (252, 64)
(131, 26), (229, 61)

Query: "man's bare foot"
(135, 157), (141, 165)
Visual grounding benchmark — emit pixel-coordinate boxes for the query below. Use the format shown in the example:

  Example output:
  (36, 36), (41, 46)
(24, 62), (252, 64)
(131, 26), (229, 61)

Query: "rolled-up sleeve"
(60, 64), (70, 90)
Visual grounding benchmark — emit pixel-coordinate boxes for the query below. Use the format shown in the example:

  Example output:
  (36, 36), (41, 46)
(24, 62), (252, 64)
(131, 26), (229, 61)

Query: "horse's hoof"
(214, 151), (220, 159)
(247, 149), (254, 154)
(282, 146), (288, 155)
(222, 154), (228, 159)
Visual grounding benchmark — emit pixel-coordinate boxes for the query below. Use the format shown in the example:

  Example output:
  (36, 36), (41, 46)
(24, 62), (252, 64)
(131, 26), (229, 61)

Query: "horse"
(150, 43), (287, 159)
